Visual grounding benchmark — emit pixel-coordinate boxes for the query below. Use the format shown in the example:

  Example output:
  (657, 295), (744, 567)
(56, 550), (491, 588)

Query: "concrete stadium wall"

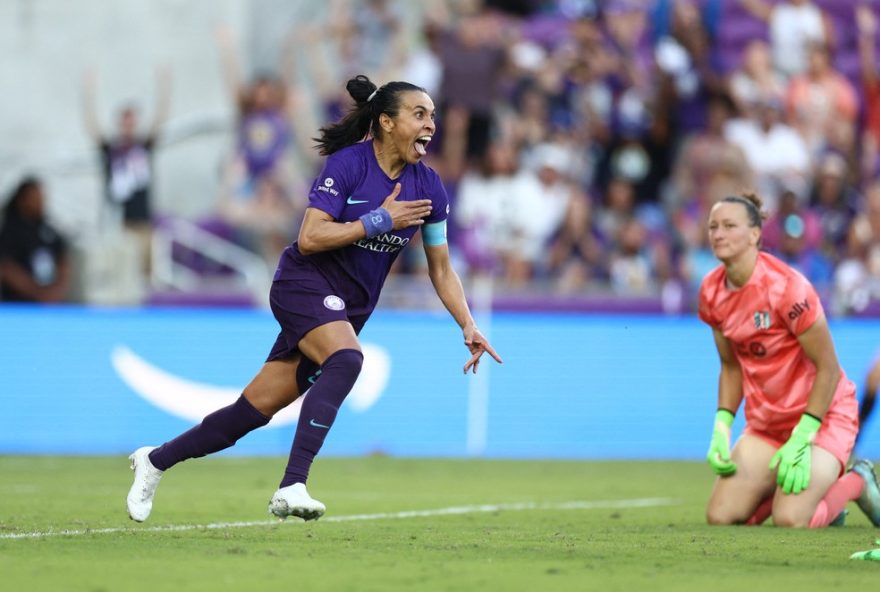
(1, 305), (878, 459)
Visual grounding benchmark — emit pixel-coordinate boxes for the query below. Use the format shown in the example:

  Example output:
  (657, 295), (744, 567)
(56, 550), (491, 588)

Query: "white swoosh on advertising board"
(111, 344), (391, 427)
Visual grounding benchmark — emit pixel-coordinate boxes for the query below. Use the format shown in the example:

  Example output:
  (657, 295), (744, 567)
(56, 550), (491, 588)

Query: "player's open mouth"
(414, 135), (432, 156)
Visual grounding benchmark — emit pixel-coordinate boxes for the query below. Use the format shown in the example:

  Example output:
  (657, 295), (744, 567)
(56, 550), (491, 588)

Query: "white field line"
(0, 497), (675, 541)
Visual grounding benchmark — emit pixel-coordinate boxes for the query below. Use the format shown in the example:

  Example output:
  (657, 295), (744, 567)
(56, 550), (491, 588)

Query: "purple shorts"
(265, 277), (371, 363)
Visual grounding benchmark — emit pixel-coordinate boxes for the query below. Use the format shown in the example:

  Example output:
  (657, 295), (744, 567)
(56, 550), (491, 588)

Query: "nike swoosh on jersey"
(347, 196), (369, 205)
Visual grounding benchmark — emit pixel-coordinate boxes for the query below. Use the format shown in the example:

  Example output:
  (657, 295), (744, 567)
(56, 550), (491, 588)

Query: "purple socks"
(145, 348), (363, 484)
(148, 395), (271, 471)
(280, 348), (363, 487)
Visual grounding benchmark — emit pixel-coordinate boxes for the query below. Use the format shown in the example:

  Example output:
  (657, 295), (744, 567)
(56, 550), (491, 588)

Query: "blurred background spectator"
(785, 40), (858, 159)
(4, 0), (880, 316)
(740, 0), (831, 78)
(214, 25), (310, 264)
(728, 40), (786, 114)
(809, 151), (860, 264)
(82, 65), (171, 278)
(858, 3), (880, 182)
(836, 179), (880, 314)
(0, 178), (70, 303)
(763, 185), (834, 298)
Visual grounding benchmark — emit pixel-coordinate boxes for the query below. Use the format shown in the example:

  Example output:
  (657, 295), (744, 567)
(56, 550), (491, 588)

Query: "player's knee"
(706, 505), (737, 525)
(771, 507), (810, 528)
(323, 348), (364, 384)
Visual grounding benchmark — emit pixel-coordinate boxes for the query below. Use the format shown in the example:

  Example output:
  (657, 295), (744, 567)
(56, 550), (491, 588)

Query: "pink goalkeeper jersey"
(698, 251), (856, 433)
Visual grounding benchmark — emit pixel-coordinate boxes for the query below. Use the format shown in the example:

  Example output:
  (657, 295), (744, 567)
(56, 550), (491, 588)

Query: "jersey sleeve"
(424, 169), (449, 224)
(777, 271), (823, 336)
(308, 151), (359, 219)
(697, 278), (718, 327)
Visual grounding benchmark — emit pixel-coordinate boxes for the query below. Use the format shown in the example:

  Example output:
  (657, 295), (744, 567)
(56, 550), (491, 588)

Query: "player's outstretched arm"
(81, 68), (103, 142)
(857, 5), (878, 87)
(149, 63), (173, 139)
(423, 242), (502, 374)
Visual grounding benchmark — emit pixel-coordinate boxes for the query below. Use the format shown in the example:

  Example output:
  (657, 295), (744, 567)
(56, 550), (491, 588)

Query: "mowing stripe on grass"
(0, 497), (675, 540)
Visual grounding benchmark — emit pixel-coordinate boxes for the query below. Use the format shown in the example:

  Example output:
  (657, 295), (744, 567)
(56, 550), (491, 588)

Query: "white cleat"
(268, 483), (326, 521)
(126, 446), (164, 522)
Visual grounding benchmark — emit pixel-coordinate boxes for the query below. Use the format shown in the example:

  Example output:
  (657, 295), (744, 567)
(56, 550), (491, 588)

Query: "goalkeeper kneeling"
(698, 194), (880, 527)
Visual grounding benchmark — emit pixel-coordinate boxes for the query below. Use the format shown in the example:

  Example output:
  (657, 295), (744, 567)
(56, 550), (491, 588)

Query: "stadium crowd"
(405, 0), (880, 316)
(2, 0), (880, 316)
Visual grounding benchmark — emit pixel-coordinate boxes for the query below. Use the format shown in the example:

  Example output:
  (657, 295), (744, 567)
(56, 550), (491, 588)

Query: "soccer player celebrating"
(126, 74), (502, 522)
(699, 192), (880, 528)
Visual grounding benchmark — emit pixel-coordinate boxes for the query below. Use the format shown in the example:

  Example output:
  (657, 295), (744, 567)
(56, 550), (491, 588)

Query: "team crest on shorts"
(323, 295), (345, 311)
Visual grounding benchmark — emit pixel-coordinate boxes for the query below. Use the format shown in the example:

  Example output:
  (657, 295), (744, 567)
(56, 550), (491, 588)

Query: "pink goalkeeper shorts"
(743, 395), (859, 474)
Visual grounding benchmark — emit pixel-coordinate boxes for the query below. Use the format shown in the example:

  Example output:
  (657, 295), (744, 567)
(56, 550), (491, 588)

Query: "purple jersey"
(274, 140), (449, 310)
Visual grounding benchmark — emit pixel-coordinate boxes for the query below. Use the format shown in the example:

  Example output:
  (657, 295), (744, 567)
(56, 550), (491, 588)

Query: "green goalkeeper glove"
(769, 414), (822, 495)
(707, 409), (737, 476)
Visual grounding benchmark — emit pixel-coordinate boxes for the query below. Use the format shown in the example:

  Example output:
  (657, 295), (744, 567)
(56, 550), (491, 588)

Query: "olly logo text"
(788, 299), (810, 320)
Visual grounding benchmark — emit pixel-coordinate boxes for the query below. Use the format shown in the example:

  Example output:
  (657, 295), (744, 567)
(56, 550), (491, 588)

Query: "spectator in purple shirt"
(125, 74), (502, 524)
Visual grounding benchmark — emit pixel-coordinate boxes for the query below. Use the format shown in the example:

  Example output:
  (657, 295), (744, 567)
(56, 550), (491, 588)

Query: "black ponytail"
(313, 74), (427, 156)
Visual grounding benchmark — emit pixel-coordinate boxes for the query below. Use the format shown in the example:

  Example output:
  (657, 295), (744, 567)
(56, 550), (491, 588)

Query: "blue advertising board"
(1, 305), (878, 459)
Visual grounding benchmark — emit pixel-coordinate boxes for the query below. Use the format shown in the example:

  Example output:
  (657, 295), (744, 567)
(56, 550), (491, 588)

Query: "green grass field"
(1, 456), (878, 591)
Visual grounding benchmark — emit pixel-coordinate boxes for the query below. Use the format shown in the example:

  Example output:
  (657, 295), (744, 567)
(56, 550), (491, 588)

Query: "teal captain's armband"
(422, 220), (447, 246)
